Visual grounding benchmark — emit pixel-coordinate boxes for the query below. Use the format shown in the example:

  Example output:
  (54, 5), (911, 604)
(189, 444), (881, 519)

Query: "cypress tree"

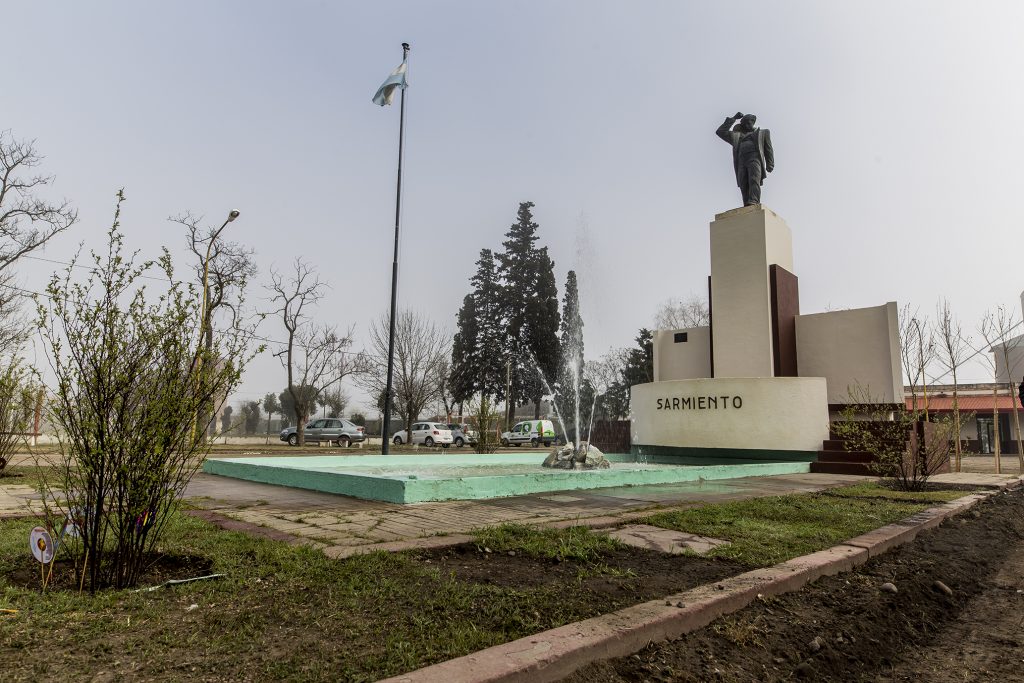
(523, 245), (560, 418)
(497, 202), (560, 423)
(450, 293), (479, 407)
(469, 248), (507, 399)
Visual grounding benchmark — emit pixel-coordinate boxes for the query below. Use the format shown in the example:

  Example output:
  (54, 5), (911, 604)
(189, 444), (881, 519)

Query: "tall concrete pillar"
(709, 205), (793, 378)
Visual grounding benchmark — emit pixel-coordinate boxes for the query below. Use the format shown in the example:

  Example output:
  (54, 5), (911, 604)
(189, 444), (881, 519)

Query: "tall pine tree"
(497, 202), (560, 423)
(449, 293), (478, 412)
(469, 248), (507, 399)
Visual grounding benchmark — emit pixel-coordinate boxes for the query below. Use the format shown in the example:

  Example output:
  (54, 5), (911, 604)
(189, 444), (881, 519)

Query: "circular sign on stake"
(29, 527), (55, 564)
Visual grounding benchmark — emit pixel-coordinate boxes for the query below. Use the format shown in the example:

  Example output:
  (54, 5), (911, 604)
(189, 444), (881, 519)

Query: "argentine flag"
(372, 60), (408, 106)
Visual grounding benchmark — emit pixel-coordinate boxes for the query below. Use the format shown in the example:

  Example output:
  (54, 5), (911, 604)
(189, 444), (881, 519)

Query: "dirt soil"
(566, 486), (1024, 683)
(7, 552), (213, 592)
(416, 544), (748, 611)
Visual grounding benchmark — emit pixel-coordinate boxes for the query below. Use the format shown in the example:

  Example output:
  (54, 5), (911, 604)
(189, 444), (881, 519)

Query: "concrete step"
(810, 461), (876, 476)
(816, 450), (876, 463)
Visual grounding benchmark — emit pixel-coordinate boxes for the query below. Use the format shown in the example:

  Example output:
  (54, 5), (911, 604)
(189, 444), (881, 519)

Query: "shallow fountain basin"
(202, 452), (811, 504)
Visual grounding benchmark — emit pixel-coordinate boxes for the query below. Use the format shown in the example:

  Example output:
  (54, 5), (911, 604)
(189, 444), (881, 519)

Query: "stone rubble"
(541, 441), (611, 470)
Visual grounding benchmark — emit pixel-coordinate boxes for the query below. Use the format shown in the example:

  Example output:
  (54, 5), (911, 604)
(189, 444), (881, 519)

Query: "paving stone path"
(180, 471), (869, 553)
(3, 455), (1020, 560)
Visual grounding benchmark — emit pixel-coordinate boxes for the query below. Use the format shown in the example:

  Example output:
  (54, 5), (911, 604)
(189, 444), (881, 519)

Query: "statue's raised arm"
(716, 112), (744, 144)
(716, 112), (773, 207)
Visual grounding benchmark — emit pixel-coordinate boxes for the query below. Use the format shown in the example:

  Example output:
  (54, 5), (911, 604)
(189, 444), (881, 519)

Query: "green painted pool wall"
(202, 456), (811, 504)
(202, 459), (409, 504)
(631, 444), (819, 465)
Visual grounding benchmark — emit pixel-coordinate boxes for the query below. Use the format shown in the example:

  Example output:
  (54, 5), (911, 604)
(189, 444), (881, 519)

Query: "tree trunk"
(951, 367), (961, 472)
(294, 402), (306, 446)
(993, 384), (1001, 474)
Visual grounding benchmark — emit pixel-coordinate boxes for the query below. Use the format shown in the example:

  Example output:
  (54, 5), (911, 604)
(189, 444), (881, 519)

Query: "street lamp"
(198, 210), (240, 349)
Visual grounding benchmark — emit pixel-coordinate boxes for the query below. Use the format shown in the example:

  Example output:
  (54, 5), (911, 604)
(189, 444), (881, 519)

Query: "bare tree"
(979, 306), (1024, 473)
(269, 259), (360, 445)
(177, 213), (257, 436)
(362, 309), (450, 442)
(178, 213), (257, 330)
(317, 386), (349, 418)
(899, 304), (936, 412)
(653, 294), (710, 330)
(935, 299), (972, 471)
(0, 358), (35, 474)
(0, 131), (78, 349)
(589, 347), (630, 420)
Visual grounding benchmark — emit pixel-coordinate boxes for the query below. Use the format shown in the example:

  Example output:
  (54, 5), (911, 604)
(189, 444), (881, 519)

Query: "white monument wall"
(795, 302), (903, 404)
(653, 327), (712, 381)
(631, 377), (829, 453)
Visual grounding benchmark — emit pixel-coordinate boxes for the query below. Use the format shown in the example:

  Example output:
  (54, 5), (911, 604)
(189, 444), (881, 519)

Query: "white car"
(391, 422), (454, 447)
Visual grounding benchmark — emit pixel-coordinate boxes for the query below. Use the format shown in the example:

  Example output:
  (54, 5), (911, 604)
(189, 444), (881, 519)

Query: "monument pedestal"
(630, 377), (829, 462)
(632, 205), (828, 463)
(710, 205), (794, 378)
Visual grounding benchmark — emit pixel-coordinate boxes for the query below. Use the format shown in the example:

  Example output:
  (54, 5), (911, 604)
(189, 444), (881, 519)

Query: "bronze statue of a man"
(716, 112), (774, 206)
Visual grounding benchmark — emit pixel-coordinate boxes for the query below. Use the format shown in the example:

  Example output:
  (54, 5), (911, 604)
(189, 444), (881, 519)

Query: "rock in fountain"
(542, 441), (610, 470)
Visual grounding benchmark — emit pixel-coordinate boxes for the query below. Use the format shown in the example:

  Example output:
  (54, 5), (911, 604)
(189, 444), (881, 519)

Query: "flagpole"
(381, 41), (410, 455)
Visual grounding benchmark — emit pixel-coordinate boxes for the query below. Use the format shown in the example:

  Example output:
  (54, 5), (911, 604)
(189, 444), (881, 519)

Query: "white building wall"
(993, 335), (1024, 384)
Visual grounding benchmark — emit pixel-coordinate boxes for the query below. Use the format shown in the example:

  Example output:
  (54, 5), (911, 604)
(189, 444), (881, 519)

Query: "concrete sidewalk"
(5, 467), (1019, 552)
(180, 469), (1024, 553)
(183, 471), (870, 552)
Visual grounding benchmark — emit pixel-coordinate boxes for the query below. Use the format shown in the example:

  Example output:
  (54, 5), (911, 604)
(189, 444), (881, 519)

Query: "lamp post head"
(227, 210), (240, 222)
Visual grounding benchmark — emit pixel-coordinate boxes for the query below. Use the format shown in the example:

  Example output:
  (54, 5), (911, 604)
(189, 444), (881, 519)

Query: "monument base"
(630, 377), (829, 461)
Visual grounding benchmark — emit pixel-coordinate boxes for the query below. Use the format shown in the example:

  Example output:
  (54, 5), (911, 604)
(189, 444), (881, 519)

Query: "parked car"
(500, 420), (559, 447)
(447, 423), (478, 448)
(391, 422), (454, 447)
(280, 417), (365, 447)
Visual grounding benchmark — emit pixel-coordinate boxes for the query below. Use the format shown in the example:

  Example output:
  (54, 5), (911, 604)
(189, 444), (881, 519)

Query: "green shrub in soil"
(642, 483), (965, 568)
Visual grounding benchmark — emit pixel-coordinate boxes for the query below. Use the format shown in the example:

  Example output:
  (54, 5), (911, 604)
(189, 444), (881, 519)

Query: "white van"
(500, 420), (559, 448)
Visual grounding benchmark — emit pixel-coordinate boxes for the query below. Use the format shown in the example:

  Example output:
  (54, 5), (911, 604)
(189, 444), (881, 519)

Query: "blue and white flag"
(372, 60), (408, 106)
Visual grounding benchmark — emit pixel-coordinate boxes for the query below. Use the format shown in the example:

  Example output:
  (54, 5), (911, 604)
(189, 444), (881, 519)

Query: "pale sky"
(5, 1), (1024, 413)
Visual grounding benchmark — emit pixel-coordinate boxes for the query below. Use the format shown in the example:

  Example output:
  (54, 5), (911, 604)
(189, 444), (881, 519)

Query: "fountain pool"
(202, 452), (812, 504)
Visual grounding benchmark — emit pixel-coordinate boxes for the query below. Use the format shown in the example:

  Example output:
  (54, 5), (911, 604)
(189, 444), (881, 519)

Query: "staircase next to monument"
(811, 433), (879, 476)
(811, 420), (953, 477)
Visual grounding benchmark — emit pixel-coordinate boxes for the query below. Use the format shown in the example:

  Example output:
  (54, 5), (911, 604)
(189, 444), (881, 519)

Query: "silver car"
(280, 417), (365, 447)
(447, 423), (478, 448)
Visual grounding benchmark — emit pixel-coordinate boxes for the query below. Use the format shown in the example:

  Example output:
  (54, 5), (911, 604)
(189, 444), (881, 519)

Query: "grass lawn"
(0, 481), (976, 681)
(0, 512), (673, 682)
(0, 466), (49, 490)
(642, 482), (977, 567)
